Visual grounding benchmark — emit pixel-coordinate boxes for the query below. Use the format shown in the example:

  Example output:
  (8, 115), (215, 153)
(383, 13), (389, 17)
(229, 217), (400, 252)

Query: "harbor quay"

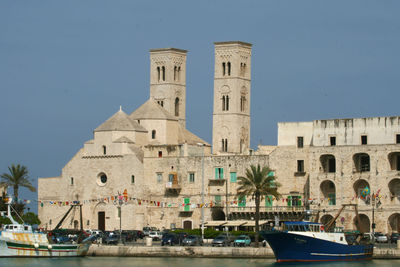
(87, 243), (400, 259)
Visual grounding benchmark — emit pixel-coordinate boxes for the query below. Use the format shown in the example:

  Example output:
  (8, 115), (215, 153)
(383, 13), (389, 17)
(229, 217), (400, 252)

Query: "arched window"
(227, 62), (231, 76)
(175, 97), (179, 116)
(70, 177), (74, 185)
(222, 62), (226, 76)
(152, 130), (156, 139)
(162, 66), (165, 81)
(174, 66), (176, 81)
(222, 96), (226, 111)
(240, 95), (246, 112)
(102, 145), (106, 155)
(226, 95), (229, 111)
(222, 138), (228, 152)
(157, 66), (160, 81)
(178, 67), (181, 81)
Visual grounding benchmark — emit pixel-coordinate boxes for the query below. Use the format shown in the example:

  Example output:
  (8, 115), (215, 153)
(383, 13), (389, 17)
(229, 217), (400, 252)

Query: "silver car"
(182, 235), (203, 246)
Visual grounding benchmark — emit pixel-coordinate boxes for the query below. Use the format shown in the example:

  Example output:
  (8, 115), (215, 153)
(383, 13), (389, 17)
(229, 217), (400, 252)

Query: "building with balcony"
(38, 42), (400, 235)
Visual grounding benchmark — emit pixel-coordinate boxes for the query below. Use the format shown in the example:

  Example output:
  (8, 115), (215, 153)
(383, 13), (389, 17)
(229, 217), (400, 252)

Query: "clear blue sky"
(1, 1), (399, 212)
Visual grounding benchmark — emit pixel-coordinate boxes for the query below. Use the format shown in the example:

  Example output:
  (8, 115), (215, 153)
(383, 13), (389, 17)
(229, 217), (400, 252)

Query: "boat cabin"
(2, 224), (33, 233)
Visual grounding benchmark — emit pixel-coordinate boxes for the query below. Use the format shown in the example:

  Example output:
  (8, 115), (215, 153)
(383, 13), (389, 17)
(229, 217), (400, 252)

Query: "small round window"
(97, 173), (108, 186)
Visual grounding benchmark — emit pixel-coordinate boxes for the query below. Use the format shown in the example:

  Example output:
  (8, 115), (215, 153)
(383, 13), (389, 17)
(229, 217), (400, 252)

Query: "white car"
(149, 231), (162, 240)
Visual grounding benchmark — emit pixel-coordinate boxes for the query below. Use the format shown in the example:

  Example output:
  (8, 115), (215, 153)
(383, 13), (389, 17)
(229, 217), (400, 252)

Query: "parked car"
(149, 231), (162, 241)
(104, 234), (120, 245)
(121, 230), (136, 242)
(390, 233), (400, 244)
(233, 235), (251, 247)
(182, 235), (203, 246)
(161, 233), (179, 246)
(135, 230), (145, 239)
(374, 232), (388, 243)
(143, 226), (158, 236)
(212, 235), (231, 247)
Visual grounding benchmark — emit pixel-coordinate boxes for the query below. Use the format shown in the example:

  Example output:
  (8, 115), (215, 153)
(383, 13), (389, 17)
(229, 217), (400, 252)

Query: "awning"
(243, 220), (269, 227)
(224, 220), (247, 227)
(204, 221), (227, 227)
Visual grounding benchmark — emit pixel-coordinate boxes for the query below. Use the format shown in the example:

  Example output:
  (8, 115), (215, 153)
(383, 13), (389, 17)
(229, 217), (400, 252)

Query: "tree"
(237, 164), (281, 247)
(0, 164), (36, 200)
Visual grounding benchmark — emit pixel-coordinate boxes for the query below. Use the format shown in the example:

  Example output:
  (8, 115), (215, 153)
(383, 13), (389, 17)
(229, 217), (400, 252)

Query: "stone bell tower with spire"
(212, 41), (252, 155)
(149, 48), (187, 127)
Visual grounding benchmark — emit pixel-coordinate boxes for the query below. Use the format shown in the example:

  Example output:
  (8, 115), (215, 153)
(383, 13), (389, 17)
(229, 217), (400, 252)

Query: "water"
(1, 257), (400, 267)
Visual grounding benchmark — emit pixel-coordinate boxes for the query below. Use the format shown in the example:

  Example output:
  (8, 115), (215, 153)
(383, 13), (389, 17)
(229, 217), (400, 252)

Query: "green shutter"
(328, 193), (336, 206)
(184, 198), (190, 211)
(238, 196), (246, 207)
(265, 195), (273, 207)
(230, 172), (237, 183)
(220, 168), (224, 179)
(215, 168), (219, 179)
(215, 195), (221, 205)
(287, 196), (292, 207)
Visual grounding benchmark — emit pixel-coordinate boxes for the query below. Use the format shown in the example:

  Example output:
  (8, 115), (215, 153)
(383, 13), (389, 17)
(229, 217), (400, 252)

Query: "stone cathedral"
(38, 41), (400, 234)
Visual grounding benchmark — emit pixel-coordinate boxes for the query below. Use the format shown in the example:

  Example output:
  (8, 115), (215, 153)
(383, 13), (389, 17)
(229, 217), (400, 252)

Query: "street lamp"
(197, 143), (205, 240)
(113, 192), (127, 245)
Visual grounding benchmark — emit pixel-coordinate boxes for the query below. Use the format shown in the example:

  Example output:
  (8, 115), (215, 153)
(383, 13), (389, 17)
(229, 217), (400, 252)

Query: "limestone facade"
(38, 41), (400, 235)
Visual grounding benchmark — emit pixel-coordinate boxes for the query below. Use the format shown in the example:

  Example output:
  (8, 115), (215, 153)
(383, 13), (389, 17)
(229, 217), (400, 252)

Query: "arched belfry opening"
(175, 97), (179, 116)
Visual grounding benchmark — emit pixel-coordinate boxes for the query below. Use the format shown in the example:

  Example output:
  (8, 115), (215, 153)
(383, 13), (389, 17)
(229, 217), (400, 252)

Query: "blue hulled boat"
(261, 221), (373, 262)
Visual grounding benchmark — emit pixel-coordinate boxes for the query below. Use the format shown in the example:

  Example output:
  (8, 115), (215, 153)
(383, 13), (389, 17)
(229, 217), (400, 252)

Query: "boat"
(0, 198), (93, 257)
(261, 204), (373, 262)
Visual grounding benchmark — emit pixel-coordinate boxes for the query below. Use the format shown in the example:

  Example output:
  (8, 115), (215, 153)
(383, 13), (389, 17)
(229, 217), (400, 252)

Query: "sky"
(1, 1), (400, 213)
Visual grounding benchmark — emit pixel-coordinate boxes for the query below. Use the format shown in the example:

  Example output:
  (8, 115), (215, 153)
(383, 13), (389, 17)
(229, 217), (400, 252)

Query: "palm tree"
(0, 164), (36, 200)
(237, 164), (281, 247)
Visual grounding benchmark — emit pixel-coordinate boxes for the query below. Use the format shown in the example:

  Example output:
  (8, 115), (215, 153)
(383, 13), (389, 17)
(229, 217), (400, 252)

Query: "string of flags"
(35, 187), (391, 208)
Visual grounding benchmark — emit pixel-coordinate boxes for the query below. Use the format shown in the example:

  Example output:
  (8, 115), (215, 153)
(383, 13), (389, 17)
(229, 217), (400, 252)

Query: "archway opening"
(320, 154), (336, 173)
(321, 214), (335, 228)
(388, 213), (400, 233)
(354, 214), (370, 233)
(320, 180), (336, 205)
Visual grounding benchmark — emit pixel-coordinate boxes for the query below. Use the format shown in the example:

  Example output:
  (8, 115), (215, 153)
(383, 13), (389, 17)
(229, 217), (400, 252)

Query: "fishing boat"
(0, 198), (93, 257)
(261, 204), (374, 262)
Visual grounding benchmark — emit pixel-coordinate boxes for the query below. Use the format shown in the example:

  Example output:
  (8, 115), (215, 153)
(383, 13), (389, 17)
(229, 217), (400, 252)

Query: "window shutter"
(220, 168), (224, 179)
(184, 198), (190, 211)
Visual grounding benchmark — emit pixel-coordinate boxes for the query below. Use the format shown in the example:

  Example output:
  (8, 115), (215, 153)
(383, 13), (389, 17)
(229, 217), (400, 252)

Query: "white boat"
(0, 198), (92, 257)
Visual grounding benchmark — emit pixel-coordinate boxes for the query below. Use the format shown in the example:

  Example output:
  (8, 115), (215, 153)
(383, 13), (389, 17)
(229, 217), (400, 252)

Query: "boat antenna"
(5, 196), (19, 224)
(10, 204), (25, 224)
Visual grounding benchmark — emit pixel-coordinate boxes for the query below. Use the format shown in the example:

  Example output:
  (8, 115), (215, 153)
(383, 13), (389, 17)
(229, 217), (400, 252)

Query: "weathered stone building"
(38, 41), (400, 234)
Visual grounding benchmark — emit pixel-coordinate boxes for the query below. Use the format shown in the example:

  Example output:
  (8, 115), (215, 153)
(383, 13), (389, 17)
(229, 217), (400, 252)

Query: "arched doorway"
(353, 153), (370, 172)
(354, 214), (370, 233)
(388, 178), (400, 199)
(183, 220), (192, 230)
(388, 152), (400, 171)
(320, 180), (336, 205)
(320, 214), (334, 227)
(353, 179), (370, 199)
(388, 213), (400, 233)
(73, 220), (79, 230)
(211, 208), (225, 221)
(320, 155), (336, 173)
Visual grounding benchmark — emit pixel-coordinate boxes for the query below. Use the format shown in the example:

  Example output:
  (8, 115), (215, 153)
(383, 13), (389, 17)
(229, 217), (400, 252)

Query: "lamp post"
(197, 143), (205, 240)
(371, 193), (376, 239)
(113, 193), (127, 245)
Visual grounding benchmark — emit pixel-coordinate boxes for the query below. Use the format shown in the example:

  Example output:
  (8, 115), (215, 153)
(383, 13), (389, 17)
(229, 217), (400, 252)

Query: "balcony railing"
(165, 182), (181, 190)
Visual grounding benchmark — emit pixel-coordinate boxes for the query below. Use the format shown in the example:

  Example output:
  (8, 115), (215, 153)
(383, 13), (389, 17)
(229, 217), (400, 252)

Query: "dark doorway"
(183, 221), (192, 230)
(98, 211), (105, 232)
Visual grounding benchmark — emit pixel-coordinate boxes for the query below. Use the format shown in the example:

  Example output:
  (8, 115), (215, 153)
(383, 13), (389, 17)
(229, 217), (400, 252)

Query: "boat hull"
(261, 231), (373, 262)
(0, 232), (91, 257)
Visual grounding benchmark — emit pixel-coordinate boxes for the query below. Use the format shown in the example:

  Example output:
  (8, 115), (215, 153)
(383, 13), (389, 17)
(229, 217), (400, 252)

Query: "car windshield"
(236, 236), (246, 240)
(186, 235), (196, 239)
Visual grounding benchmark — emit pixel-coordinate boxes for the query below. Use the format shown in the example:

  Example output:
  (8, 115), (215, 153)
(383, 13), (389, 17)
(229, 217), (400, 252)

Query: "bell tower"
(149, 48), (187, 127)
(212, 41), (252, 155)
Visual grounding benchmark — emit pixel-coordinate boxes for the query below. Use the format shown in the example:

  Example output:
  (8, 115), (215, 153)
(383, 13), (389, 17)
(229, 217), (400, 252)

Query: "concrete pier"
(88, 245), (400, 259)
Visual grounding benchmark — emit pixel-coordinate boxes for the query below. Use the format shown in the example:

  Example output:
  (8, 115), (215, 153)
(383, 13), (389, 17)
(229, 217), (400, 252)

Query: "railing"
(165, 182), (181, 190)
